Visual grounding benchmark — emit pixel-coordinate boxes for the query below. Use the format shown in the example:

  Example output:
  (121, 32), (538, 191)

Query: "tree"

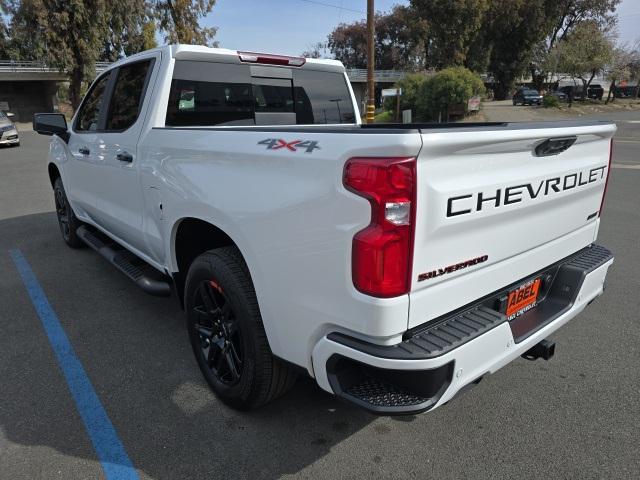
(482, 0), (557, 99)
(102, 0), (157, 62)
(3, 0), (48, 61)
(0, 1), (9, 57)
(629, 41), (640, 99)
(605, 45), (639, 103)
(153, 0), (217, 46)
(552, 20), (613, 97)
(530, 0), (620, 89)
(410, 0), (488, 69)
(327, 5), (427, 70)
(7, 0), (109, 109)
(301, 42), (328, 59)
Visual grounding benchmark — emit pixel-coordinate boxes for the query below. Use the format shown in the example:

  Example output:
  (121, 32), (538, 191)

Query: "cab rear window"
(165, 60), (355, 126)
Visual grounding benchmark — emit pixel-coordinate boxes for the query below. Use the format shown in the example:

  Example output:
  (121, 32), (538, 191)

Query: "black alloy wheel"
(184, 247), (297, 410)
(191, 279), (243, 386)
(53, 177), (84, 248)
(55, 185), (71, 240)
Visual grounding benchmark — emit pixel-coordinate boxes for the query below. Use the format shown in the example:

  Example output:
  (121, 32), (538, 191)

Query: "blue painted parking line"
(10, 249), (139, 480)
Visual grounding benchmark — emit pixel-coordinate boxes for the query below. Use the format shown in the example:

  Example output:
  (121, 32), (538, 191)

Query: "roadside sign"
(382, 88), (402, 97)
(402, 109), (412, 124)
(467, 96), (481, 111)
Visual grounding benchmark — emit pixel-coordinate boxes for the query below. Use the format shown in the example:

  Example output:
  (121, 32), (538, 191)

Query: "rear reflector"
(343, 157), (416, 298)
(238, 51), (306, 67)
(599, 139), (613, 216)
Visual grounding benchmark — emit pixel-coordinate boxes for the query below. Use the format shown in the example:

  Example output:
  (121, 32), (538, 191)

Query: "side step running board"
(77, 225), (172, 297)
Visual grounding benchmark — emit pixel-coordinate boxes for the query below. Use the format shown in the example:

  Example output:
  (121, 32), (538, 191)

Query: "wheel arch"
(48, 162), (61, 188)
(170, 217), (252, 308)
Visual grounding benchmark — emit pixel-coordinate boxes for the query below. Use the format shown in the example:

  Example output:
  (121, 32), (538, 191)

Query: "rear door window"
(165, 60), (356, 126)
(166, 61), (255, 126)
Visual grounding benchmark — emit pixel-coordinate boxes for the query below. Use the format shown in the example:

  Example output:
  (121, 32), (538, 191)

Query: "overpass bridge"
(0, 60), (111, 80)
(0, 61), (110, 122)
(1, 60), (406, 122)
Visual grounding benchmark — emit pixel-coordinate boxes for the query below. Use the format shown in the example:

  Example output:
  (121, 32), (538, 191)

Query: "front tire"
(185, 247), (297, 410)
(53, 177), (84, 248)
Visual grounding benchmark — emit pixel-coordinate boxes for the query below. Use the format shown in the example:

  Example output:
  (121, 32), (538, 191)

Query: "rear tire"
(53, 177), (84, 249)
(185, 247), (297, 410)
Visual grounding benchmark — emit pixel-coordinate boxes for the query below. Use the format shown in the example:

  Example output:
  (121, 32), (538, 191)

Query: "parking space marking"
(9, 249), (139, 480)
(612, 163), (640, 169)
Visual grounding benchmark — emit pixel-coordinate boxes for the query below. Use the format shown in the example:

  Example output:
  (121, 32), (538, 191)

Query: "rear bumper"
(312, 244), (613, 415)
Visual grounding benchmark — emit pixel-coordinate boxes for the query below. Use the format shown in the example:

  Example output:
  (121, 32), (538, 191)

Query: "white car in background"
(0, 111), (20, 147)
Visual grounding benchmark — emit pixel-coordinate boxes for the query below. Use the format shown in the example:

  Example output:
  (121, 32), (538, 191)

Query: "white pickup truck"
(34, 45), (615, 414)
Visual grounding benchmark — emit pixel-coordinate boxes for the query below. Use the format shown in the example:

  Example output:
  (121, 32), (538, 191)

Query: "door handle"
(117, 151), (133, 163)
(79, 147), (90, 155)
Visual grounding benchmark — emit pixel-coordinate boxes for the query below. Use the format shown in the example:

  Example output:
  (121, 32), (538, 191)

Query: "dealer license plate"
(506, 278), (541, 320)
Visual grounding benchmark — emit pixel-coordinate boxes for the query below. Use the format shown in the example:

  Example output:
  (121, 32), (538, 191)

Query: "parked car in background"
(513, 88), (543, 105)
(587, 84), (604, 100)
(613, 85), (639, 98)
(0, 111), (20, 147)
(559, 84), (604, 101)
(558, 85), (576, 98)
(551, 90), (568, 102)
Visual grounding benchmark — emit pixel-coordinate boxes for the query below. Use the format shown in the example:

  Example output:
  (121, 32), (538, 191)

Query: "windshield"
(523, 90), (539, 95)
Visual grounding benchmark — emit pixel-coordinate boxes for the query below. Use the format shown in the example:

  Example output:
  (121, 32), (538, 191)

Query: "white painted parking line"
(612, 163), (640, 169)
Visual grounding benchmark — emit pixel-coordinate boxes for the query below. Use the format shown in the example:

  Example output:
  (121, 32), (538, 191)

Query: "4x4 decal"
(258, 138), (320, 153)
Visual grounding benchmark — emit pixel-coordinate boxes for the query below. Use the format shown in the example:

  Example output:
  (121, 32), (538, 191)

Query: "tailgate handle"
(534, 136), (577, 157)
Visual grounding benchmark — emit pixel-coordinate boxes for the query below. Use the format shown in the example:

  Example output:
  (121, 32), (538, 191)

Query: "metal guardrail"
(0, 60), (57, 72)
(2, 61), (407, 83)
(346, 69), (407, 83)
(0, 60), (111, 74)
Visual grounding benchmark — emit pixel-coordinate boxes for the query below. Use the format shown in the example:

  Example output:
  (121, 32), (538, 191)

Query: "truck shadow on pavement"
(0, 212), (379, 480)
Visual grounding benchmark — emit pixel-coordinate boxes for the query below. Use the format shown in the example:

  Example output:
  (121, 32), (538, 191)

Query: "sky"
(205, 0), (640, 56)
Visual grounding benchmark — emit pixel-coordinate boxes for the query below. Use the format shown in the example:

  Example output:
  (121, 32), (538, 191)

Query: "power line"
(298, 0), (365, 15)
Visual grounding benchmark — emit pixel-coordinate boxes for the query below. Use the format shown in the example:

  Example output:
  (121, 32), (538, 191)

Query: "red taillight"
(238, 51), (306, 67)
(599, 139), (613, 216)
(343, 157), (417, 298)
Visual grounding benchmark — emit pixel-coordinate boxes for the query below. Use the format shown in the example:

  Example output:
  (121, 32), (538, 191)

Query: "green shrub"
(417, 67), (485, 121)
(382, 72), (429, 115)
(374, 110), (394, 123)
(543, 94), (560, 108)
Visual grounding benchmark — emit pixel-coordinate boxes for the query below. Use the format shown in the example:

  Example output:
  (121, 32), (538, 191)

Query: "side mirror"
(33, 113), (69, 143)
(6, 112), (15, 119)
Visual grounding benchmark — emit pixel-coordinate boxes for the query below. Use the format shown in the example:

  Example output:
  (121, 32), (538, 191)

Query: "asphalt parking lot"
(1, 120), (639, 479)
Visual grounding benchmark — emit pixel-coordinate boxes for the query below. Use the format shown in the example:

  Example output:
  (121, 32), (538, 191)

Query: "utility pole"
(366, 0), (375, 123)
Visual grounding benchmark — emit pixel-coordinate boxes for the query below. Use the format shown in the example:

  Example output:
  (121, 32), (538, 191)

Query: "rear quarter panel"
(139, 127), (422, 370)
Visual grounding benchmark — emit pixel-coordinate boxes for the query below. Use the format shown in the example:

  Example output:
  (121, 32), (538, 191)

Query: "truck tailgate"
(409, 122), (615, 329)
